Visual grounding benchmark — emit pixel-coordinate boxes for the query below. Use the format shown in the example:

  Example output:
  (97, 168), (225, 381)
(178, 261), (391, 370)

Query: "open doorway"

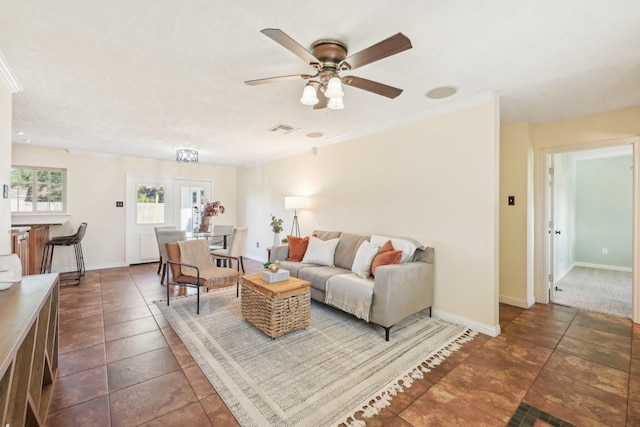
(548, 146), (633, 318)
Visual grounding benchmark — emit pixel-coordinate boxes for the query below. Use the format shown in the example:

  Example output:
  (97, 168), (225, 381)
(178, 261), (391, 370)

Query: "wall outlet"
(256, 242), (259, 248)
(602, 248), (608, 254)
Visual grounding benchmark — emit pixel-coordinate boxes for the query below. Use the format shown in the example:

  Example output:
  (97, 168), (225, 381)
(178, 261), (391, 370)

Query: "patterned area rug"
(156, 287), (476, 427)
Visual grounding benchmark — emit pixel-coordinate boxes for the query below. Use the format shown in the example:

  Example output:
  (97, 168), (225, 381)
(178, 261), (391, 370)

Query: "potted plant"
(270, 214), (283, 246)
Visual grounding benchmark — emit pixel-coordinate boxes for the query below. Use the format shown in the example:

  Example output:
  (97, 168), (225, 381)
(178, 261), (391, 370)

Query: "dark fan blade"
(314, 87), (328, 109)
(340, 33), (412, 71)
(245, 74), (313, 85)
(261, 29), (320, 67)
(342, 76), (403, 99)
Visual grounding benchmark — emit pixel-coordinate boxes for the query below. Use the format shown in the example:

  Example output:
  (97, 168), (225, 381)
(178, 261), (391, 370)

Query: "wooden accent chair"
(165, 239), (239, 314)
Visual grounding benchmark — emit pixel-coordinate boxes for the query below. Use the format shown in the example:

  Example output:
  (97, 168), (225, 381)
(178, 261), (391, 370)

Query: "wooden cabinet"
(12, 231), (30, 275)
(11, 225), (50, 276)
(28, 226), (50, 276)
(0, 274), (59, 427)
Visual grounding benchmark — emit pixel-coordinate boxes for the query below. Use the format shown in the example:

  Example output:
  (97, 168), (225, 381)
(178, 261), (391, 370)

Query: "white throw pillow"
(351, 240), (379, 278)
(371, 235), (420, 263)
(302, 236), (340, 266)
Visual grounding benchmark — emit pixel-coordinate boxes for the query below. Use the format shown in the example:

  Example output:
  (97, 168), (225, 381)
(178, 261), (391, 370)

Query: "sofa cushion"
(298, 266), (350, 292)
(277, 261), (316, 277)
(302, 236), (339, 266)
(371, 235), (422, 263)
(351, 240), (379, 278)
(287, 235), (309, 261)
(371, 250), (402, 276)
(312, 230), (342, 241)
(334, 233), (368, 270)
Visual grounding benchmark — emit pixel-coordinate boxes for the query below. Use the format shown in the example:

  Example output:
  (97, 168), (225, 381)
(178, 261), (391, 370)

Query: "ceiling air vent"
(268, 123), (299, 134)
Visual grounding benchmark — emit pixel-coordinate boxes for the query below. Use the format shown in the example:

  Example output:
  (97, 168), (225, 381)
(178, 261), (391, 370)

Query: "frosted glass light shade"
(327, 97), (345, 110)
(300, 85), (319, 105)
(324, 77), (343, 99)
(284, 196), (306, 210)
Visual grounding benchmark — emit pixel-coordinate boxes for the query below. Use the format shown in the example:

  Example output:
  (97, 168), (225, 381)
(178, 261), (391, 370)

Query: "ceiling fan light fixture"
(300, 84), (319, 105)
(324, 77), (344, 99)
(327, 97), (345, 110)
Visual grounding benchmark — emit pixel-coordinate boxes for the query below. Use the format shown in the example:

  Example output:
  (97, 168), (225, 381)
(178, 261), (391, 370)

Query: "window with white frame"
(10, 166), (66, 213)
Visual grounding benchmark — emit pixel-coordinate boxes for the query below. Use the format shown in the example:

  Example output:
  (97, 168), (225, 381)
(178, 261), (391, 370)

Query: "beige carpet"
(553, 266), (632, 318)
(156, 287), (476, 427)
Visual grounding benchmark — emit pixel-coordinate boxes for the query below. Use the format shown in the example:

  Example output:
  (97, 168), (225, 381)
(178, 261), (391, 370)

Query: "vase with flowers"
(196, 200), (225, 232)
(270, 214), (283, 246)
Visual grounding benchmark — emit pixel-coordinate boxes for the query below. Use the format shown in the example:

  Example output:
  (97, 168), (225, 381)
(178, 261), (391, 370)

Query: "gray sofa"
(269, 230), (434, 340)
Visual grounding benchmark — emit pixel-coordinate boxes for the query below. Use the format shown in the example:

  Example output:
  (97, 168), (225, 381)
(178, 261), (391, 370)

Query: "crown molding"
(0, 49), (22, 93)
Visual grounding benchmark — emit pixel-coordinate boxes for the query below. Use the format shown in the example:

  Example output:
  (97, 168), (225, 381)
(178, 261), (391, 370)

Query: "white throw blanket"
(325, 274), (374, 322)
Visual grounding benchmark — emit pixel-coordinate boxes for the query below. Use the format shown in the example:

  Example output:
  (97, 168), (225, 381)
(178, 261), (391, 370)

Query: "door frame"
(538, 137), (639, 323)
(173, 179), (212, 233)
(125, 174), (174, 265)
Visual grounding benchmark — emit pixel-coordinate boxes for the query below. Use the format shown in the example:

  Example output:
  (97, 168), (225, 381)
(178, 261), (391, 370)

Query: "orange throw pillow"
(378, 240), (394, 254)
(371, 250), (402, 276)
(287, 235), (309, 261)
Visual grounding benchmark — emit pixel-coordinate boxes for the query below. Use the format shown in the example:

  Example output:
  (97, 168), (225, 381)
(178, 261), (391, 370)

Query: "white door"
(173, 179), (211, 233)
(125, 174), (174, 265)
(545, 155), (556, 302)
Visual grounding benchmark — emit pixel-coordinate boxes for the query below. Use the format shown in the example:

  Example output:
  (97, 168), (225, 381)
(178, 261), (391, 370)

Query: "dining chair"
(211, 226), (248, 274)
(154, 225), (176, 275)
(156, 230), (187, 284)
(209, 224), (234, 251)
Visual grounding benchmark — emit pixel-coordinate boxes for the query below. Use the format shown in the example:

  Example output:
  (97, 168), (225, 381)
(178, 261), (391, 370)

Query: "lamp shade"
(327, 97), (345, 110)
(300, 84), (319, 106)
(284, 196), (306, 210)
(324, 77), (344, 99)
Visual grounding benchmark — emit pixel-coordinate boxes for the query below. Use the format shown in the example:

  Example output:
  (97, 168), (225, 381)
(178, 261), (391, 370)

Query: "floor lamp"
(285, 196), (306, 237)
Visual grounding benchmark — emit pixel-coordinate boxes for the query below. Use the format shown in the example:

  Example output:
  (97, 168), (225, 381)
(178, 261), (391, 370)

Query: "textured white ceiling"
(1, 0), (639, 166)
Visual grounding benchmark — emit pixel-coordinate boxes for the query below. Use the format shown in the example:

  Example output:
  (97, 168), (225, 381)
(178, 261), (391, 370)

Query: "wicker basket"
(241, 279), (311, 338)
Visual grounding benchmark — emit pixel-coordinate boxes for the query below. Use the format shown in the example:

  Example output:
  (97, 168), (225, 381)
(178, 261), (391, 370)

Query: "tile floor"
(45, 259), (640, 426)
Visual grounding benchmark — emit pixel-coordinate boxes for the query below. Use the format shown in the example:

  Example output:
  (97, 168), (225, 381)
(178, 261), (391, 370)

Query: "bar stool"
(40, 222), (87, 286)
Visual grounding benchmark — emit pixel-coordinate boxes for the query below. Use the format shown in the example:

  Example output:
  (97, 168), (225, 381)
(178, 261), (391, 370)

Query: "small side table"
(240, 273), (311, 338)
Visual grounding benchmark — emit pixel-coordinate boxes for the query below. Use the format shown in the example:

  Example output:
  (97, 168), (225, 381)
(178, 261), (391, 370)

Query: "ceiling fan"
(244, 29), (412, 110)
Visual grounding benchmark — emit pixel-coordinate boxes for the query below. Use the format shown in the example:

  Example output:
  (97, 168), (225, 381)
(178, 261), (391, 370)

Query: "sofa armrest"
(370, 261), (434, 328)
(270, 244), (289, 262)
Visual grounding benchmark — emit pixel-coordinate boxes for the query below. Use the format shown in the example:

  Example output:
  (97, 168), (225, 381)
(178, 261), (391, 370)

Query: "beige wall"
(11, 145), (237, 270)
(499, 122), (534, 307)
(238, 97), (501, 335)
(499, 106), (640, 319)
(0, 88), (11, 254)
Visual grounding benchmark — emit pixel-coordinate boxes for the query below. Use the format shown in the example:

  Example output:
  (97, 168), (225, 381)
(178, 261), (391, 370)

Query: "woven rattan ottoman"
(240, 273), (311, 338)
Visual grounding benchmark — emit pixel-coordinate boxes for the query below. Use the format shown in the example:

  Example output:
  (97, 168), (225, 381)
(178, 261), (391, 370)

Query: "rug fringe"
(338, 328), (478, 426)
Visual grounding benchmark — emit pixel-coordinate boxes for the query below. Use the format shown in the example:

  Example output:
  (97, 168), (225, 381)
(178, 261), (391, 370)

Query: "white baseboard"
(244, 254), (268, 263)
(499, 295), (535, 309)
(574, 262), (632, 273)
(50, 262), (129, 273)
(431, 308), (501, 337)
